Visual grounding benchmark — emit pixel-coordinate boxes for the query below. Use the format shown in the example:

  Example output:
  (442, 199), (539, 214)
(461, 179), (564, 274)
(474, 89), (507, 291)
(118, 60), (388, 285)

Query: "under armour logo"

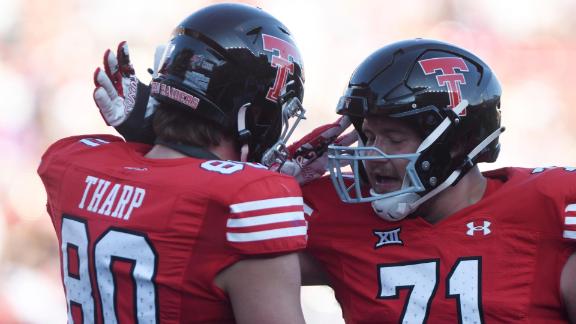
(466, 221), (491, 236)
(374, 228), (402, 248)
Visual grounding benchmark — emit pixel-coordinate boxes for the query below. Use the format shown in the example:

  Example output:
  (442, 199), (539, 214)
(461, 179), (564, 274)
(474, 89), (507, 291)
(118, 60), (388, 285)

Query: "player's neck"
(419, 166), (487, 224)
(145, 138), (240, 161)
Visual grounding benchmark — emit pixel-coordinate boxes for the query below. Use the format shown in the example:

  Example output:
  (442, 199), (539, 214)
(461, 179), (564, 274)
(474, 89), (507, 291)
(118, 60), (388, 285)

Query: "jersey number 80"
(60, 215), (158, 324)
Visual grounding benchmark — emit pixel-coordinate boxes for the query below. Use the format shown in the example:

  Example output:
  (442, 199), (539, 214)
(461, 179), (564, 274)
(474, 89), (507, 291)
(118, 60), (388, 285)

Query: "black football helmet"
(150, 3), (305, 163)
(328, 39), (504, 221)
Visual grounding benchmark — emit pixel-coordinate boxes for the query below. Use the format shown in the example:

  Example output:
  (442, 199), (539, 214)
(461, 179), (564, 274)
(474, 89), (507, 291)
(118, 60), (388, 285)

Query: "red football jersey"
(303, 167), (576, 323)
(38, 135), (307, 324)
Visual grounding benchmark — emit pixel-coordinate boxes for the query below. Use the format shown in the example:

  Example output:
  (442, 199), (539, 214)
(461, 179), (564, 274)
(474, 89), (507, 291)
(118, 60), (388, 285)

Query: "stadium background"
(0, 0), (575, 322)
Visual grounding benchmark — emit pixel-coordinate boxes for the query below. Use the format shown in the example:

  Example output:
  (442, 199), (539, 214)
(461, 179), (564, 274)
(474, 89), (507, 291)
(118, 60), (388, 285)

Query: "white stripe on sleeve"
(565, 204), (576, 212)
(227, 226), (307, 242)
(303, 202), (313, 216)
(564, 230), (576, 240)
(565, 217), (576, 225)
(230, 197), (303, 213)
(79, 138), (110, 147)
(227, 211), (304, 228)
(79, 139), (101, 147)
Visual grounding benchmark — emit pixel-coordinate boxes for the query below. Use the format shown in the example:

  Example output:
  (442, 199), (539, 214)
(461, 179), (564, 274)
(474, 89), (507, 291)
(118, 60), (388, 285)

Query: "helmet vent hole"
(278, 26), (290, 35)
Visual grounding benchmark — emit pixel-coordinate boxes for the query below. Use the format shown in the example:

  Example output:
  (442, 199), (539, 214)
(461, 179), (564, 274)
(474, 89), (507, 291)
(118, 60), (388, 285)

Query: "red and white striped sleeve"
(546, 168), (576, 243)
(226, 175), (308, 255)
(547, 167), (576, 243)
(563, 203), (576, 241)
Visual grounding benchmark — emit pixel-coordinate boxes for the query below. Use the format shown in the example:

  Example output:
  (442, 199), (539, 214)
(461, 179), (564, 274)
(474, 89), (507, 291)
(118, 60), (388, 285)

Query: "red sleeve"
(225, 174), (307, 255)
(531, 167), (576, 244)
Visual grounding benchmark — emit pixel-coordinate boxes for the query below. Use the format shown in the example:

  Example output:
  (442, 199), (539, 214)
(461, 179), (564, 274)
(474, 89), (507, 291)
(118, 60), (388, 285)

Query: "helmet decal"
(262, 34), (301, 102)
(150, 81), (200, 110)
(418, 57), (469, 115)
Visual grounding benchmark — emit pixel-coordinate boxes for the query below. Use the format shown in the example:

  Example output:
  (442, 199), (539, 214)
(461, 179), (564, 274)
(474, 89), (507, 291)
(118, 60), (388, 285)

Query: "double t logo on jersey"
(419, 57), (469, 116)
(262, 34), (301, 102)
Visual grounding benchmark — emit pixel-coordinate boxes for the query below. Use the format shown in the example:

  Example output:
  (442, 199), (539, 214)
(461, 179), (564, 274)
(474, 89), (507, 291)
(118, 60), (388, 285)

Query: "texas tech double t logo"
(262, 34), (301, 102)
(419, 57), (469, 115)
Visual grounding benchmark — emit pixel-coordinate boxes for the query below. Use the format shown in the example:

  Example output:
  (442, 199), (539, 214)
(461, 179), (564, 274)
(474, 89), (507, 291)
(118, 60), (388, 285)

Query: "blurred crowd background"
(1, 0), (575, 322)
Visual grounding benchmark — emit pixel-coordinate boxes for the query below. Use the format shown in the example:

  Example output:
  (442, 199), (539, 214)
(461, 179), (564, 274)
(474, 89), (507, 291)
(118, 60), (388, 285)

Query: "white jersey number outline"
(378, 257), (483, 324)
(200, 160), (267, 175)
(61, 216), (158, 324)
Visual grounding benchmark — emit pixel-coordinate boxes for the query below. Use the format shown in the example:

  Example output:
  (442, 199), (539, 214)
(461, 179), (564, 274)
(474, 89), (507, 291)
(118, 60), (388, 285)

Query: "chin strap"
(237, 103), (251, 162)
(416, 100), (468, 153)
(372, 113), (505, 222)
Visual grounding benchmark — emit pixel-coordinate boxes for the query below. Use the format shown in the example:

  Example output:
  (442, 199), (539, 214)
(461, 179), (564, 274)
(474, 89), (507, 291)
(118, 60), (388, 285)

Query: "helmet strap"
(453, 125), (506, 184)
(416, 100), (468, 153)
(385, 125), (506, 220)
(237, 103), (251, 162)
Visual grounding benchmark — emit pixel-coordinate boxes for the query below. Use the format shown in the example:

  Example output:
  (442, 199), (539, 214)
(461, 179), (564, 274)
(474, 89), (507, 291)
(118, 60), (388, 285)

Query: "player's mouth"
(369, 171), (401, 193)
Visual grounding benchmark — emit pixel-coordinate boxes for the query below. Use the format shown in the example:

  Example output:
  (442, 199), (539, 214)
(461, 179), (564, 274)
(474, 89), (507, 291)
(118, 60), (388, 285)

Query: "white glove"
(92, 42), (165, 143)
(279, 116), (357, 184)
(93, 41), (140, 127)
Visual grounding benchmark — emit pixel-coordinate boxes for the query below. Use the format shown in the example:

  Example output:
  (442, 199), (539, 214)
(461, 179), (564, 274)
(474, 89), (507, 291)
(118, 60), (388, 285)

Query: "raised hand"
(92, 41), (158, 143)
(279, 116), (356, 184)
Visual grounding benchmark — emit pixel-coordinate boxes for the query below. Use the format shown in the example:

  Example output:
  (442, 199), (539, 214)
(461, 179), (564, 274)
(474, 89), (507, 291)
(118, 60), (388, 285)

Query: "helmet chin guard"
(370, 191), (420, 221)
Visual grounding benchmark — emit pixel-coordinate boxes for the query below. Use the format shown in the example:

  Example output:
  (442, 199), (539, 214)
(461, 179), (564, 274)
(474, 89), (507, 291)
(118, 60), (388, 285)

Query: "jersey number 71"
(378, 257), (483, 324)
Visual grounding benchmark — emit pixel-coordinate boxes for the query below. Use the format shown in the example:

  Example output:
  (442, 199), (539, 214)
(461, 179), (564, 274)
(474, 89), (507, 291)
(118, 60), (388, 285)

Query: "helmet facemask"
(329, 99), (466, 218)
(261, 85), (307, 168)
(329, 99), (504, 221)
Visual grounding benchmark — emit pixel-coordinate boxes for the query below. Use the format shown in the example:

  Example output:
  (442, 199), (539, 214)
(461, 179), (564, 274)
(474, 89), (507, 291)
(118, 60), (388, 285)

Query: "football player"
(304, 38), (576, 323)
(90, 33), (576, 323)
(38, 4), (308, 324)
